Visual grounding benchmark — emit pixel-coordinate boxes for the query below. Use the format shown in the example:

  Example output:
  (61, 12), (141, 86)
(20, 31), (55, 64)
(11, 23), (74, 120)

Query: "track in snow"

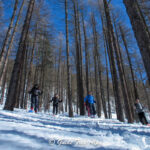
(0, 108), (150, 150)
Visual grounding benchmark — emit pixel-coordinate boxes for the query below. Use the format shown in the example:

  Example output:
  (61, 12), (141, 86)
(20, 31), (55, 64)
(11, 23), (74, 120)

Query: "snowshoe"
(29, 110), (33, 113)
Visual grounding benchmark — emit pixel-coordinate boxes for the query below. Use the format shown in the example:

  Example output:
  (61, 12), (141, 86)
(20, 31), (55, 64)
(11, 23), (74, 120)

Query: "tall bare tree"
(0, 0), (25, 87)
(123, 0), (150, 85)
(112, 16), (134, 123)
(81, 12), (90, 95)
(91, 13), (101, 117)
(65, 0), (73, 117)
(119, 24), (139, 100)
(4, 0), (35, 111)
(102, 0), (124, 122)
(72, 0), (84, 115)
(0, 0), (19, 75)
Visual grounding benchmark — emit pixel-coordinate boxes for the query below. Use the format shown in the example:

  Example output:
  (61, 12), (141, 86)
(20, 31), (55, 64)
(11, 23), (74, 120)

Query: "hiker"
(84, 92), (96, 117)
(50, 94), (62, 115)
(29, 84), (42, 113)
(135, 99), (148, 125)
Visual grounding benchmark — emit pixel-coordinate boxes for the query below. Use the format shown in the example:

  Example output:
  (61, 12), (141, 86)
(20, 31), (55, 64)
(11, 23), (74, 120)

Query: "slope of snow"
(0, 107), (150, 150)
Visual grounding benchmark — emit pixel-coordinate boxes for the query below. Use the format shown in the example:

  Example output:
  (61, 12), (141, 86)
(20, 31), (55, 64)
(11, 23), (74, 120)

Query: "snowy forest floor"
(0, 107), (150, 150)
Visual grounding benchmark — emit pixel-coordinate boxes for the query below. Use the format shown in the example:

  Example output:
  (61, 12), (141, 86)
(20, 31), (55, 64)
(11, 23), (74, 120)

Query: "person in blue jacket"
(84, 92), (96, 117)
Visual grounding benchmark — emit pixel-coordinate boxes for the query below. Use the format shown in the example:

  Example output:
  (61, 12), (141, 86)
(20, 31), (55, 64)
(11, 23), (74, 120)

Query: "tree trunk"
(119, 25), (139, 100)
(0, 0), (19, 73)
(91, 13), (108, 118)
(24, 25), (38, 109)
(77, 2), (84, 115)
(103, 0), (124, 122)
(123, 0), (150, 85)
(112, 17), (134, 123)
(65, 0), (73, 117)
(73, 0), (84, 116)
(104, 40), (112, 118)
(0, 68), (7, 105)
(81, 12), (90, 95)
(0, 0), (25, 86)
(98, 3), (111, 118)
(20, 43), (29, 109)
(4, 0), (35, 111)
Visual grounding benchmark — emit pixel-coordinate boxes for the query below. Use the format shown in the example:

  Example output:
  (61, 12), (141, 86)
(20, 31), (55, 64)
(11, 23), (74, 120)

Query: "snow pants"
(53, 104), (58, 115)
(138, 112), (148, 125)
(31, 96), (38, 112)
(89, 103), (96, 116)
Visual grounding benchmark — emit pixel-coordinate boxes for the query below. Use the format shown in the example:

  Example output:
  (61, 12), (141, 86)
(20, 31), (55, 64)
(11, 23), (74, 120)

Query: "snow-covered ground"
(0, 107), (150, 150)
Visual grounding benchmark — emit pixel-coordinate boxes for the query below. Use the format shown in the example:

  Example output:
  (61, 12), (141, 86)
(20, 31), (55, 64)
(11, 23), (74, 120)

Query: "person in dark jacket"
(50, 94), (62, 115)
(29, 84), (42, 113)
(84, 92), (96, 117)
(135, 99), (148, 125)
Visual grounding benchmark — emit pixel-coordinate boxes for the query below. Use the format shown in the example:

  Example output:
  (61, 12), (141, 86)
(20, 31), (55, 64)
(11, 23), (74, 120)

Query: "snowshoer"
(135, 99), (148, 125)
(29, 84), (42, 113)
(50, 94), (62, 115)
(84, 92), (96, 117)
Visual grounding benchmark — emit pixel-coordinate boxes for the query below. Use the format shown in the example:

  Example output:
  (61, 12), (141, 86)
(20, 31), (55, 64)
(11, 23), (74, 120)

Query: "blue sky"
(1, 0), (146, 79)
(2, 0), (131, 32)
(46, 0), (132, 34)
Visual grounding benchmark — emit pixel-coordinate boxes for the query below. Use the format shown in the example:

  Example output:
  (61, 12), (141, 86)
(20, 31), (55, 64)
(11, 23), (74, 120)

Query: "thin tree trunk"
(81, 12), (89, 95)
(76, 2), (84, 115)
(104, 41), (112, 118)
(91, 14), (101, 117)
(0, 68), (7, 105)
(119, 25), (139, 100)
(0, 0), (19, 73)
(98, 4), (111, 118)
(0, 0), (25, 86)
(73, 0), (84, 116)
(65, 0), (73, 117)
(92, 13), (108, 118)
